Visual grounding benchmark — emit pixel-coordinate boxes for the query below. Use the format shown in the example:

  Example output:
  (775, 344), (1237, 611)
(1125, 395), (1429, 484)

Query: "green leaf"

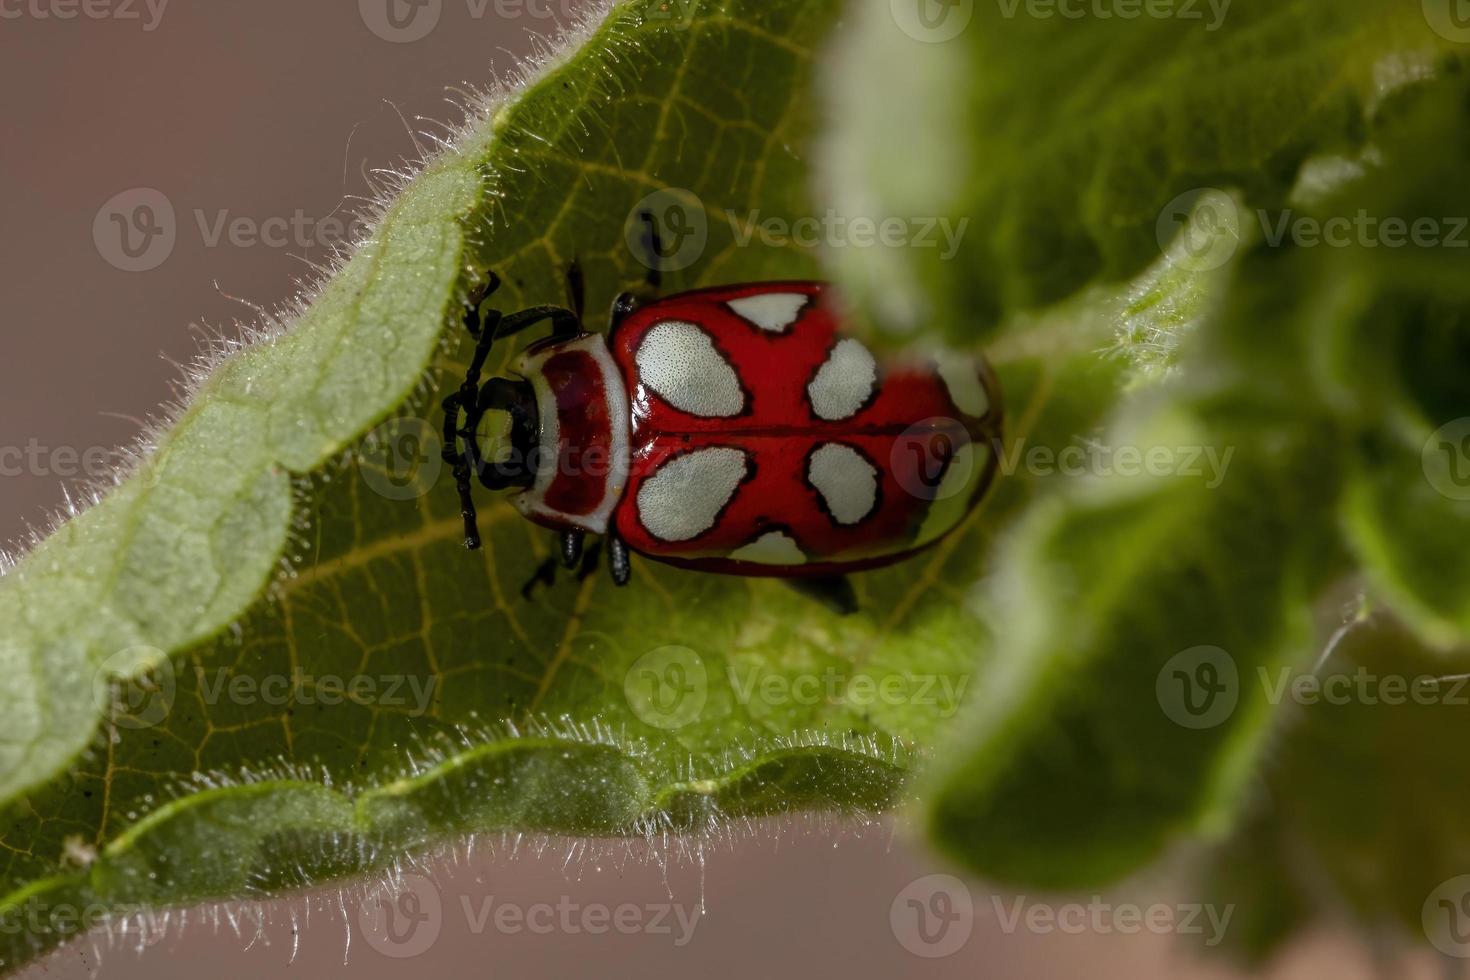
(915, 54), (1470, 950)
(1202, 614), (1470, 963)
(923, 390), (1347, 887)
(0, 1), (1152, 970)
(0, 0), (920, 968)
(820, 0), (1458, 338)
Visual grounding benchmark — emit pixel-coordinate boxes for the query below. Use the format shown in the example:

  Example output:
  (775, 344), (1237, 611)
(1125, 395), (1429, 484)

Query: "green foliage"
(824, 0), (1469, 955)
(3, 0), (1470, 971)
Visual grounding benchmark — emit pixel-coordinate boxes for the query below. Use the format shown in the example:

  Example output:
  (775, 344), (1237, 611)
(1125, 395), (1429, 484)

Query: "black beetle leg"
(519, 557), (558, 601)
(784, 576), (858, 616)
(607, 534), (631, 587)
(561, 530), (585, 570)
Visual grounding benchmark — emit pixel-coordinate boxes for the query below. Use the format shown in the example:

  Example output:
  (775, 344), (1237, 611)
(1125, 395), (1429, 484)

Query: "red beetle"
(442, 265), (1002, 611)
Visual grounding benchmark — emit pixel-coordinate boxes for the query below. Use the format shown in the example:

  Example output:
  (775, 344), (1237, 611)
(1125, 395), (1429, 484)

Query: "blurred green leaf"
(821, 0), (1457, 338)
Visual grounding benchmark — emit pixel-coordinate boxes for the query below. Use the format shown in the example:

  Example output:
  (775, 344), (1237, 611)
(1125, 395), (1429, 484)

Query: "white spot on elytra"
(807, 443), (878, 525)
(936, 353), (990, 417)
(807, 339), (877, 421)
(635, 320), (744, 418)
(638, 447), (749, 542)
(729, 530), (806, 565)
(726, 292), (808, 333)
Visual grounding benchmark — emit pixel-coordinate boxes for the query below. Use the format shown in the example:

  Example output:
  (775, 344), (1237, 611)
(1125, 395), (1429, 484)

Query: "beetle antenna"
(565, 258), (586, 323)
(638, 210), (664, 292)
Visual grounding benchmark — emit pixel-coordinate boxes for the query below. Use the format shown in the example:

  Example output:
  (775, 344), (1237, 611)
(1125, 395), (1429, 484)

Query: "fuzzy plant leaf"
(0, 0), (947, 969)
(0, 0), (1165, 970)
(913, 32), (1470, 956)
(1199, 615), (1470, 966)
(820, 0), (1461, 340)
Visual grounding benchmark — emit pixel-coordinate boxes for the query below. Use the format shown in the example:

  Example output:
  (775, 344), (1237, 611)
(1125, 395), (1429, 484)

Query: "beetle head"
(468, 377), (539, 491)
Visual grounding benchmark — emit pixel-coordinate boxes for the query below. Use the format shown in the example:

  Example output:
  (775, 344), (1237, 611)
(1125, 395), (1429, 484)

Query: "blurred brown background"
(0, 2), (1435, 976)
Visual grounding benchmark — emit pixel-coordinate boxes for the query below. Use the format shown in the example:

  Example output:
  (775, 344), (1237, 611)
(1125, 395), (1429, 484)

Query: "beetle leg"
(444, 272), (580, 553)
(607, 535), (632, 587)
(441, 387), (482, 550)
(519, 557), (558, 601)
(637, 209), (665, 293)
(610, 291), (642, 330)
(565, 259), (586, 321)
(495, 305), (582, 342)
(784, 576), (858, 616)
(561, 530), (585, 570)
(576, 539), (603, 581)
